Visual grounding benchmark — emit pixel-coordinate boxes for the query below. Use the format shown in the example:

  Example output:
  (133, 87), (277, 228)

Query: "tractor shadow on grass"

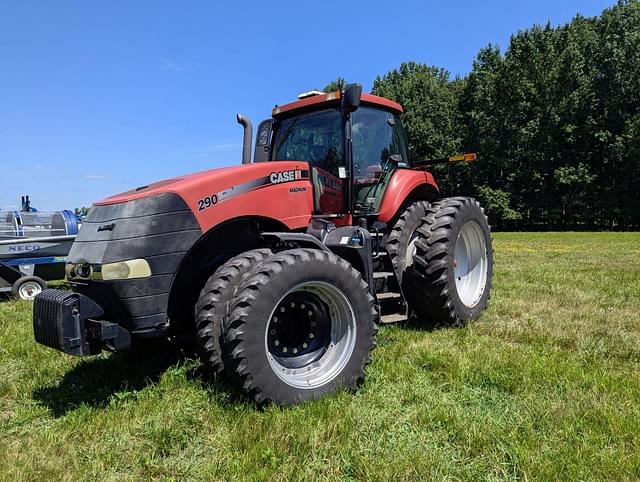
(32, 341), (186, 417)
(398, 314), (441, 332)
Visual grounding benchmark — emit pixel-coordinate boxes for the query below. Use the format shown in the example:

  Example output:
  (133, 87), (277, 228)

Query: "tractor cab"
(248, 85), (411, 219)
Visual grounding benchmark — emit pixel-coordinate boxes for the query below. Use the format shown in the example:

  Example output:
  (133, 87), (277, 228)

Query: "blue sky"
(0, 0), (615, 211)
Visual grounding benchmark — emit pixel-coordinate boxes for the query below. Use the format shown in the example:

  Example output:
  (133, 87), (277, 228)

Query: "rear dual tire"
(410, 197), (493, 326)
(386, 200), (430, 286)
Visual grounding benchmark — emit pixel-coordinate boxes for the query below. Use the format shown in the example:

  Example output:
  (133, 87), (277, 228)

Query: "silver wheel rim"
(454, 221), (488, 308)
(265, 281), (357, 389)
(19, 281), (42, 300)
(405, 230), (419, 269)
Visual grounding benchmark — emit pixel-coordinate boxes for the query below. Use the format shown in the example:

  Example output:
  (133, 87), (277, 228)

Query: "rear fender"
(377, 169), (439, 223)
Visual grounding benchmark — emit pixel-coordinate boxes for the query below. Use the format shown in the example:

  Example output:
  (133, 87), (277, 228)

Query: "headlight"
(97, 259), (152, 280)
(66, 259), (151, 281)
(66, 262), (93, 280)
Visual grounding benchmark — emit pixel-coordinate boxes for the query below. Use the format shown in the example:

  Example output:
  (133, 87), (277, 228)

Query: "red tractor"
(33, 84), (493, 405)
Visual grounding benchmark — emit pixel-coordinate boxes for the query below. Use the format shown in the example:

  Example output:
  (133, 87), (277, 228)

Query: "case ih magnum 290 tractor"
(33, 84), (493, 405)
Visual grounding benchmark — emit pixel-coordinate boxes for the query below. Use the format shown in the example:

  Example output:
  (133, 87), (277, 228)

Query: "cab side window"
(352, 107), (408, 183)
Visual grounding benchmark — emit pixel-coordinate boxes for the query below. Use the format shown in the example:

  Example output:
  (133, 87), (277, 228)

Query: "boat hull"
(0, 236), (76, 261)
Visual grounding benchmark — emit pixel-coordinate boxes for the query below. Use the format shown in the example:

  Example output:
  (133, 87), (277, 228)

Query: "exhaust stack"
(236, 114), (253, 164)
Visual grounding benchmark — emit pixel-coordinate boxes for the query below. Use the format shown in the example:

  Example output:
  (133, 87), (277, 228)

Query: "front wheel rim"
(264, 281), (357, 389)
(19, 282), (42, 300)
(454, 221), (488, 308)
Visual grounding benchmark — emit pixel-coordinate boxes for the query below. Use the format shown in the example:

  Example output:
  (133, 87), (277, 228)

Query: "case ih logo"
(270, 170), (303, 184)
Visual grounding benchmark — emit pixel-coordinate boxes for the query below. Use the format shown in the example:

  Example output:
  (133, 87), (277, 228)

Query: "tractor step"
(380, 313), (408, 324)
(377, 291), (402, 300)
(373, 271), (394, 279)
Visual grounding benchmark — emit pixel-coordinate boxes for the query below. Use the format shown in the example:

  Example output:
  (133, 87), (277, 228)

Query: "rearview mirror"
(254, 119), (272, 162)
(341, 83), (362, 114)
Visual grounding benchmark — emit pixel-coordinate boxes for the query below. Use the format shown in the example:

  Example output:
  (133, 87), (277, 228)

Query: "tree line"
(331, 0), (640, 230)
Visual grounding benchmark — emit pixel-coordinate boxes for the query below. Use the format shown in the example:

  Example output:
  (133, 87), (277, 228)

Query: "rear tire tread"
(386, 200), (431, 284)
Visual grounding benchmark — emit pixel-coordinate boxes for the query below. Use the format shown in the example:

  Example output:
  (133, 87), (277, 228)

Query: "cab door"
(351, 106), (410, 215)
(271, 108), (346, 215)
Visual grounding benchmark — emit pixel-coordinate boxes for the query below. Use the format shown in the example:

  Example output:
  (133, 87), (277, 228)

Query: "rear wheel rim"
(19, 281), (42, 300)
(454, 221), (488, 308)
(265, 281), (357, 389)
(405, 230), (419, 269)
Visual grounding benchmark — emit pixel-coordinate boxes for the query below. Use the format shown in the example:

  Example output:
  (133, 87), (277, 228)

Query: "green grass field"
(1, 233), (639, 480)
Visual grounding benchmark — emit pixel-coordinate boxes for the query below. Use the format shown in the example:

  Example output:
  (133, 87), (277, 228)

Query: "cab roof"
(272, 91), (403, 117)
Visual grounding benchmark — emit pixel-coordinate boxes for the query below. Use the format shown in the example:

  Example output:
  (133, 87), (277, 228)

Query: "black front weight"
(33, 289), (130, 356)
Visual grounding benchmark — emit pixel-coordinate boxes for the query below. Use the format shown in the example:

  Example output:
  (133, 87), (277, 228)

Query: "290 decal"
(197, 194), (219, 211)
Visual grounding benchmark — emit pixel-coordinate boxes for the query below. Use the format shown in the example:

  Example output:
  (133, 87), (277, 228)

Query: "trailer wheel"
(223, 248), (377, 406)
(386, 200), (430, 285)
(12, 276), (47, 301)
(411, 197), (493, 326)
(194, 249), (272, 379)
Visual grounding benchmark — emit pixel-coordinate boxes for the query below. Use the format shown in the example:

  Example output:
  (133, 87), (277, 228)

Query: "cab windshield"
(271, 108), (344, 177)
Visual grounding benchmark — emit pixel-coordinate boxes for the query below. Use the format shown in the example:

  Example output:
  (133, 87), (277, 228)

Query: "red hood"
(94, 160), (316, 232)
(95, 161), (307, 206)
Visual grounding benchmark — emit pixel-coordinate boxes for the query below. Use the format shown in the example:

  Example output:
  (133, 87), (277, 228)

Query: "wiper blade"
(274, 119), (299, 155)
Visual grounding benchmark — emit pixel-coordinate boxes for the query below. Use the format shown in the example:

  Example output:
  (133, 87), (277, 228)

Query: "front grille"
(67, 192), (201, 334)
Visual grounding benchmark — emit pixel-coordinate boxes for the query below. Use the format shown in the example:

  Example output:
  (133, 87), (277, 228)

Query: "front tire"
(223, 249), (377, 406)
(194, 249), (272, 379)
(411, 197), (493, 326)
